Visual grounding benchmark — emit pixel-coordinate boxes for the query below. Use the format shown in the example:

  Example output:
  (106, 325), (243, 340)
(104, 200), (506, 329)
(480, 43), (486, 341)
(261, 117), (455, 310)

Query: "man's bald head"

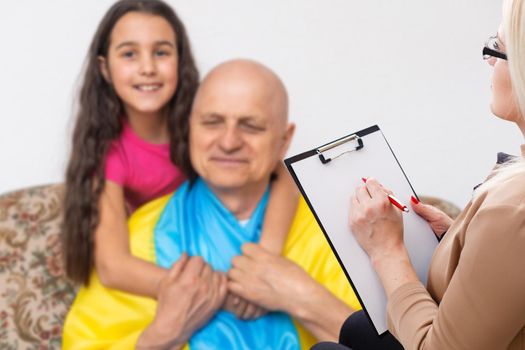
(189, 59), (295, 198)
(194, 59), (289, 127)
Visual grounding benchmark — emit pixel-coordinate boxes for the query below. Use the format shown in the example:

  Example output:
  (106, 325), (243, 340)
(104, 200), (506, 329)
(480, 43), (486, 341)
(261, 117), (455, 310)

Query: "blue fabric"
(154, 178), (300, 350)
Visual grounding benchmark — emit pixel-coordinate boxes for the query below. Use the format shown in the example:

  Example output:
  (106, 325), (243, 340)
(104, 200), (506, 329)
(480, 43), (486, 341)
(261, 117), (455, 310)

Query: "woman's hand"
(411, 198), (453, 239)
(348, 178), (405, 262)
(349, 178), (420, 297)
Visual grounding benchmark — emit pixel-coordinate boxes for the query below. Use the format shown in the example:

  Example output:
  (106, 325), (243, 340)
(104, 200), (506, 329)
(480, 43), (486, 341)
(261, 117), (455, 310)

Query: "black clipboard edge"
(284, 124), (386, 336)
(285, 125), (380, 166)
(379, 129), (439, 243)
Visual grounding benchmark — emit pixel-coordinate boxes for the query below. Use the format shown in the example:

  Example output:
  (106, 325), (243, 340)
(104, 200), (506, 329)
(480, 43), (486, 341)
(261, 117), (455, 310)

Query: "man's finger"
(227, 281), (248, 300)
(231, 254), (254, 271)
(227, 266), (245, 282)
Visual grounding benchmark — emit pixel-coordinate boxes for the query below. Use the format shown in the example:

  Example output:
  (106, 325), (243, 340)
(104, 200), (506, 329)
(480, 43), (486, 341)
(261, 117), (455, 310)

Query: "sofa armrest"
(0, 184), (77, 348)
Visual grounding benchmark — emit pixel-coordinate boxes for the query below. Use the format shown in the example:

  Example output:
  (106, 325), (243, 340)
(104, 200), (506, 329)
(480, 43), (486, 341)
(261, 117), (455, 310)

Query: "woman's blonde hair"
(476, 0), (525, 195)
(505, 0), (525, 115)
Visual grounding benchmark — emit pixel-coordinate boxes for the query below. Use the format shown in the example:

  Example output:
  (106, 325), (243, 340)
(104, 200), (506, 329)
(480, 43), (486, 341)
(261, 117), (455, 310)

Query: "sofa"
(0, 183), (460, 348)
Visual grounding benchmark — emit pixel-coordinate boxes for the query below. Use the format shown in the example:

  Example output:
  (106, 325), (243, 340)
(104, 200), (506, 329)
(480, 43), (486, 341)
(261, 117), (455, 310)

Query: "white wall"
(0, 0), (518, 208)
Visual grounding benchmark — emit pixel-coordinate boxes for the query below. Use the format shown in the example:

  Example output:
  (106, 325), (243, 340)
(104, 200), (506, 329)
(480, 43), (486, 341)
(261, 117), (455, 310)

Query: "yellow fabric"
(62, 195), (185, 350)
(63, 195), (360, 349)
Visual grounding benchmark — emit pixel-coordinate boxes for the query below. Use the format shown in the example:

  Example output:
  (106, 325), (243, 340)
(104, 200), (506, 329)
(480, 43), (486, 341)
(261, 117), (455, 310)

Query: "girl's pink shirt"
(104, 121), (186, 212)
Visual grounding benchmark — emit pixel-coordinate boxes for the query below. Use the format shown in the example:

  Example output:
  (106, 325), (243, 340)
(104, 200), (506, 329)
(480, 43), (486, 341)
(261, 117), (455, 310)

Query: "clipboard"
(284, 125), (438, 336)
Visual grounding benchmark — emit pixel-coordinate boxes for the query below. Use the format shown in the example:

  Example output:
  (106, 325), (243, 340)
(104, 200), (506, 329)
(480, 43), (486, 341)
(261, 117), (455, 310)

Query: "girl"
(62, 0), (296, 314)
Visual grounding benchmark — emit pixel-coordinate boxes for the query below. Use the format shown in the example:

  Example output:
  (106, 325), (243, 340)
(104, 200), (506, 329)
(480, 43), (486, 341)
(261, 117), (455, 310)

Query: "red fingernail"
(362, 177), (367, 183)
(411, 196), (419, 204)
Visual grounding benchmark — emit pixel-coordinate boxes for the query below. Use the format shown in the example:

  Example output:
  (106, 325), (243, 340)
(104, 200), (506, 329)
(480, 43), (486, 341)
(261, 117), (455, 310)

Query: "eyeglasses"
(483, 35), (507, 61)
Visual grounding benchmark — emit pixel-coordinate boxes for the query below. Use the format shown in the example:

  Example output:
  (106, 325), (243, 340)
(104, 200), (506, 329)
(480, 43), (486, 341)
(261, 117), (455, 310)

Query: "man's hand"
(227, 243), (314, 313)
(228, 243), (353, 341)
(137, 254), (227, 350)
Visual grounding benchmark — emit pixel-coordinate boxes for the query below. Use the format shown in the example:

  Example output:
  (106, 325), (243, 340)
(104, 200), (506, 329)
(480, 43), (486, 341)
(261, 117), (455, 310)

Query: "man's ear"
(279, 122), (296, 159)
(98, 56), (111, 83)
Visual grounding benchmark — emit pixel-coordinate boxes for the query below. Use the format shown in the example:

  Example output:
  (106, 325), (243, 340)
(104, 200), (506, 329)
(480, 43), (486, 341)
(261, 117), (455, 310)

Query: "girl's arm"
(258, 162), (299, 255)
(225, 163), (298, 319)
(94, 180), (167, 298)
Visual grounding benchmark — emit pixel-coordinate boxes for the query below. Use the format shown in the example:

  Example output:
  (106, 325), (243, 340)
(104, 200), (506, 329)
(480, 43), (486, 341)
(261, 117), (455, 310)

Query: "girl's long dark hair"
(62, 0), (198, 285)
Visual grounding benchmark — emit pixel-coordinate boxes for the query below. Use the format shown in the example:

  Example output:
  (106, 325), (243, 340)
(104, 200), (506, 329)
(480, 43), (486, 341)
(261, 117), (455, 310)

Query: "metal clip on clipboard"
(316, 134), (364, 164)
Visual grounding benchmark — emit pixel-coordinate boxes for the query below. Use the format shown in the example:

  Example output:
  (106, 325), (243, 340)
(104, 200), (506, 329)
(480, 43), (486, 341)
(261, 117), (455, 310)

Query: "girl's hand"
(410, 198), (453, 239)
(223, 293), (267, 320)
(348, 178), (405, 262)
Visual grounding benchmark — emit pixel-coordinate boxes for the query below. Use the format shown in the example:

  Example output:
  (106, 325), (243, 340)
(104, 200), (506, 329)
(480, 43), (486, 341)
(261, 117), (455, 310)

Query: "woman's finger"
(364, 178), (387, 198)
(355, 185), (371, 203)
(363, 177), (394, 196)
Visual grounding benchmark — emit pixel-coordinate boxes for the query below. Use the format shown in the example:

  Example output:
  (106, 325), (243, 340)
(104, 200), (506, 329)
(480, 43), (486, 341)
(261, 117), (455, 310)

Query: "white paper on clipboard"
(284, 125), (438, 336)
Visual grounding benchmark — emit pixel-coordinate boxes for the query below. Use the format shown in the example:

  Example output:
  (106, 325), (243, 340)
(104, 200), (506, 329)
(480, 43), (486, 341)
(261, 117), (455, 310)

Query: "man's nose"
(218, 126), (243, 152)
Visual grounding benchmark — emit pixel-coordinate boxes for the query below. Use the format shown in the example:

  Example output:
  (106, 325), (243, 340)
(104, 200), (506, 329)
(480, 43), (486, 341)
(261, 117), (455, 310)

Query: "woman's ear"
(98, 56), (111, 83)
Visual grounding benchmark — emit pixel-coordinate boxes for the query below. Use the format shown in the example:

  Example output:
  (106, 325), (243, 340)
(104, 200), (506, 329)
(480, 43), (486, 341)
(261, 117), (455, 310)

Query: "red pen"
(361, 178), (409, 213)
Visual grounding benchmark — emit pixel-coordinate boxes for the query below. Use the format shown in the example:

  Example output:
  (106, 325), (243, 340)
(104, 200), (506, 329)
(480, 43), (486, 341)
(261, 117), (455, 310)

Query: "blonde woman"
(314, 0), (525, 349)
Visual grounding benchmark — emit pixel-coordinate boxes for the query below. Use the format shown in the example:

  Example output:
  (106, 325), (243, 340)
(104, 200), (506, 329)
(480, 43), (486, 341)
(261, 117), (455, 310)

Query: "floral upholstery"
(0, 184), (77, 349)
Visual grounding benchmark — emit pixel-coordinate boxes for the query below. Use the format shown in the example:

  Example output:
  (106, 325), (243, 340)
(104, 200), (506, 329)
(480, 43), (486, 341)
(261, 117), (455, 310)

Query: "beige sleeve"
(387, 204), (525, 350)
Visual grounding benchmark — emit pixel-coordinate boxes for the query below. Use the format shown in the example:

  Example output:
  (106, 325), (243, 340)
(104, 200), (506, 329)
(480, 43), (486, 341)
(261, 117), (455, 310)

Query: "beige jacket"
(387, 146), (525, 350)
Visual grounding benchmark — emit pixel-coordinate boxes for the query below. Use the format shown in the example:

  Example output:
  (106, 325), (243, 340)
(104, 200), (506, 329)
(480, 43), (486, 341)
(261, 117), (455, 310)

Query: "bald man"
(140, 60), (359, 348)
(64, 60), (359, 349)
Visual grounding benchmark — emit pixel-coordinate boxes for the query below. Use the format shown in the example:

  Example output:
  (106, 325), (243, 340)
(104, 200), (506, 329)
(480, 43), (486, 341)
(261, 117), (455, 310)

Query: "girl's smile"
(134, 83), (163, 92)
